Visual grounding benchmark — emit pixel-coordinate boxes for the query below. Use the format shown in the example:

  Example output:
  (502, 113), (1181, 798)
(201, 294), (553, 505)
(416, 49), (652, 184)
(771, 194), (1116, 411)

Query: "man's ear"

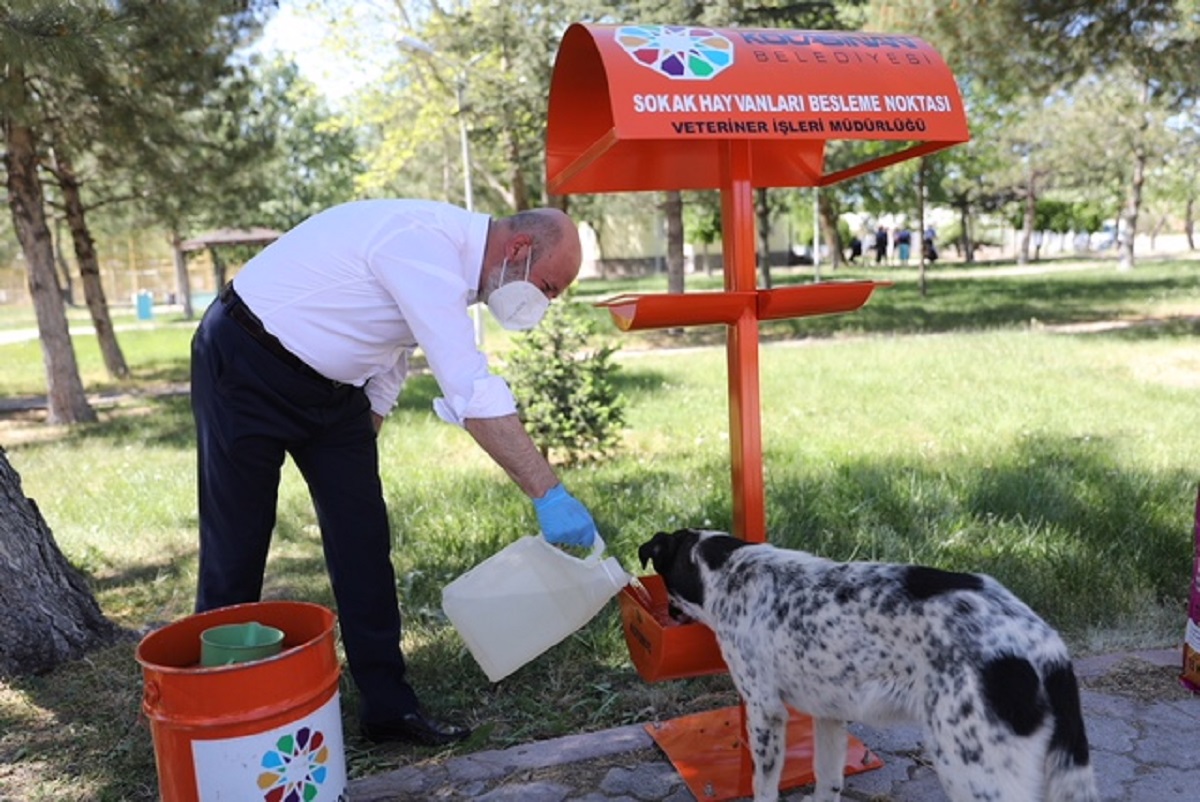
(506, 233), (533, 262)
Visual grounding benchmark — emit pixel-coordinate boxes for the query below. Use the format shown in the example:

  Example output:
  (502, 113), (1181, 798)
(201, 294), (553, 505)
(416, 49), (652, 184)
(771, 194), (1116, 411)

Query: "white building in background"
(578, 202), (807, 279)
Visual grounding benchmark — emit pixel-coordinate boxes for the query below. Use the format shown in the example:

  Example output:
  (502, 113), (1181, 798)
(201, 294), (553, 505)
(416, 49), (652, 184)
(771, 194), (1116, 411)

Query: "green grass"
(1, 257), (1198, 800)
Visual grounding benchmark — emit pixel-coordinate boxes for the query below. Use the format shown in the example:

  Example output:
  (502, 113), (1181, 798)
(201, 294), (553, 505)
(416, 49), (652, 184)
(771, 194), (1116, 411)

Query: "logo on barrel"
(615, 25), (734, 81)
(257, 726), (330, 802)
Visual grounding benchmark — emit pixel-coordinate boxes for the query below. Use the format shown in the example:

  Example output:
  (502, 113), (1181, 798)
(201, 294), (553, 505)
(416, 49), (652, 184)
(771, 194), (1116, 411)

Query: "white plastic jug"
(442, 533), (632, 682)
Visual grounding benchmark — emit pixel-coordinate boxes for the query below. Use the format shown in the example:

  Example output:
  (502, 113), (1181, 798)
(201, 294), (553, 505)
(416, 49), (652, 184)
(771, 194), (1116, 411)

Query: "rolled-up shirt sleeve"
(432, 373), (517, 426)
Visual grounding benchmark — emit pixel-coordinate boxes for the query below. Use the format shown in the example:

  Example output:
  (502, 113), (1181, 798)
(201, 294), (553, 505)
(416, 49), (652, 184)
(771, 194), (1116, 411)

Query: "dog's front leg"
(809, 718), (849, 802)
(744, 700), (788, 802)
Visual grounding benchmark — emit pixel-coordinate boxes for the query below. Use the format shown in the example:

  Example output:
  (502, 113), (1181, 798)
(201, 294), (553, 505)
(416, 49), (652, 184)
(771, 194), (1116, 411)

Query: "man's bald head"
(482, 208), (581, 300)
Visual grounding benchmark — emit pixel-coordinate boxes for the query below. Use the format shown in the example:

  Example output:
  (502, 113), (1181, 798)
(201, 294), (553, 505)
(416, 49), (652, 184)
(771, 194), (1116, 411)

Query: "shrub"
(504, 298), (626, 466)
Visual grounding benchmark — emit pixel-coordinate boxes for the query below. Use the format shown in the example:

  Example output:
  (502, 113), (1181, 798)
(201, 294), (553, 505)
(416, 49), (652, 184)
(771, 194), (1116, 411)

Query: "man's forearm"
(464, 414), (558, 498)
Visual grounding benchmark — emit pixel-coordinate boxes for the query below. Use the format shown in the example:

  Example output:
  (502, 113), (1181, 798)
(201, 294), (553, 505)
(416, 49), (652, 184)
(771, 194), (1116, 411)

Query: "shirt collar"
(466, 212), (491, 304)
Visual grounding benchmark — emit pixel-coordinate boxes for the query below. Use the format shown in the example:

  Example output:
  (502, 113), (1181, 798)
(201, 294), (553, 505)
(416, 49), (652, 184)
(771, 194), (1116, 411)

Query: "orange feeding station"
(547, 23), (969, 800)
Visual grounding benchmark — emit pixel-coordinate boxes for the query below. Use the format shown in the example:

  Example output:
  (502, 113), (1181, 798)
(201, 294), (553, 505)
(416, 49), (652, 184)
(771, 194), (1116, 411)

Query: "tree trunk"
(1150, 216), (1166, 251)
(209, 246), (227, 291)
(53, 217), (76, 305)
(506, 124), (529, 212)
(958, 201), (975, 265)
(0, 448), (127, 676)
(1018, 179), (1037, 266)
(3, 68), (96, 424)
(817, 190), (842, 271)
(1119, 142), (1148, 272)
(173, 233), (195, 319)
(663, 191), (685, 295)
(756, 188), (772, 289)
(1117, 80), (1153, 271)
(1186, 196), (1195, 251)
(917, 159), (928, 298)
(52, 146), (130, 379)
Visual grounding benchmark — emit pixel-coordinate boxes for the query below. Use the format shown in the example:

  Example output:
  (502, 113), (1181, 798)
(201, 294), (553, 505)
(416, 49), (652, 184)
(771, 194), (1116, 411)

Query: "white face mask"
(486, 250), (549, 331)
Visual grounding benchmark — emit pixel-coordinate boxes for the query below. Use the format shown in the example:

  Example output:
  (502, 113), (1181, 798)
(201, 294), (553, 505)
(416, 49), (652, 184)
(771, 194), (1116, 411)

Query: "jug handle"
(538, 532), (632, 590)
(539, 530), (606, 564)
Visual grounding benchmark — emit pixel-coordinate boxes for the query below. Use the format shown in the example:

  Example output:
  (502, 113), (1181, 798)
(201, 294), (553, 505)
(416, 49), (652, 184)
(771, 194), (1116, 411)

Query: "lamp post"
(397, 35), (484, 344)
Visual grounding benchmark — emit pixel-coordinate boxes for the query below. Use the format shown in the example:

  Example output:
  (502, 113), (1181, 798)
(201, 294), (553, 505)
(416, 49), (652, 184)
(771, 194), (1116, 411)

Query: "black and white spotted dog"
(638, 529), (1098, 802)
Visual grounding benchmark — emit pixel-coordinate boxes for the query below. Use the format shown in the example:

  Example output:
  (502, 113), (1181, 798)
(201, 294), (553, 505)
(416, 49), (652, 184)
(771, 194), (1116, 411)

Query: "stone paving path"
(348, 649), (1197, 802)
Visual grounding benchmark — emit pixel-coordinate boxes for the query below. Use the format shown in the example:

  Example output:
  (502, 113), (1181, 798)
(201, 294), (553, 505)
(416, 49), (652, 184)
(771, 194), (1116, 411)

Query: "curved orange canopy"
(547, 23), (970, 194)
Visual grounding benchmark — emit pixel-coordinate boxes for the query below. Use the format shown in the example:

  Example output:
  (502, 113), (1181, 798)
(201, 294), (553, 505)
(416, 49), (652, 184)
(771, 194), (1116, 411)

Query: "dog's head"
(637, 528), (749, 613)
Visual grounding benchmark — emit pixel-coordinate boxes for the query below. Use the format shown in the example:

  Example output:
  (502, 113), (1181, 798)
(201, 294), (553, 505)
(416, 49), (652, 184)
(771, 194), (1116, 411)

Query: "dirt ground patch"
(1080, 656), (1196, 704)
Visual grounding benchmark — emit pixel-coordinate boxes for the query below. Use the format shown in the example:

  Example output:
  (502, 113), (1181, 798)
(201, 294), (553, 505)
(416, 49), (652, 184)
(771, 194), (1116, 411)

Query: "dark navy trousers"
(191, 298), (419, 724)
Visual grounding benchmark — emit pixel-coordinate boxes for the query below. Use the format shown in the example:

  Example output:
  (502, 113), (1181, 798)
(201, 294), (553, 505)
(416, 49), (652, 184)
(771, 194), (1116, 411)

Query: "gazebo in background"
(173, 227), (281, 318)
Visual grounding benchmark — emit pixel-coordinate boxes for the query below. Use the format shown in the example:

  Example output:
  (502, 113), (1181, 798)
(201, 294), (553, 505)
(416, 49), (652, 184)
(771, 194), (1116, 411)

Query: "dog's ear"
(638, 531), (673, 570)
(645, 528), (706, 609)
(696, 532), (749, 571)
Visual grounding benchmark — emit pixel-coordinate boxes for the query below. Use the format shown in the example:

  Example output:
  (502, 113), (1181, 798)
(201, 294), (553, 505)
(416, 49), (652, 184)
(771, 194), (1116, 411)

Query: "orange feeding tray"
(547, 20), (969, 800)
(595, 291), (755, 331)
(757, 280), (889, 320)
(619, 575), (727, 682)
(596, 281), (889, 333)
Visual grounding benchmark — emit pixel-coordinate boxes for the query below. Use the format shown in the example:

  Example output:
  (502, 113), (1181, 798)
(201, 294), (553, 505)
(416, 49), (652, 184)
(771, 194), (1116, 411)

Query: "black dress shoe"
(361, 711), (472, 746)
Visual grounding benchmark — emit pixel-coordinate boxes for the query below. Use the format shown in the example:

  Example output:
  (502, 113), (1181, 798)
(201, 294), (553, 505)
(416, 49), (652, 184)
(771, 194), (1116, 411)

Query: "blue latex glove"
(533, 484), (596, 548)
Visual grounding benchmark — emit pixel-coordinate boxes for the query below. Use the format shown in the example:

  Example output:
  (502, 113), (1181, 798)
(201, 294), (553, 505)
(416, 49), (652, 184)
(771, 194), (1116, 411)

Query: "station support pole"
(719, 141), (766, 544)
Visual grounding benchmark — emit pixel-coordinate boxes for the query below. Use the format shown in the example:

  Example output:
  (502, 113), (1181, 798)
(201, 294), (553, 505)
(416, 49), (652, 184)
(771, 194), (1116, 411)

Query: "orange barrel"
(136, 601), (347, 802)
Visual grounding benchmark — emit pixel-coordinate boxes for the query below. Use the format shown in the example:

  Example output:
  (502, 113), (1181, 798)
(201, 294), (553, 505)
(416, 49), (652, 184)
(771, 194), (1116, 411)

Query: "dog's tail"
(1042, 662), (1099, 802)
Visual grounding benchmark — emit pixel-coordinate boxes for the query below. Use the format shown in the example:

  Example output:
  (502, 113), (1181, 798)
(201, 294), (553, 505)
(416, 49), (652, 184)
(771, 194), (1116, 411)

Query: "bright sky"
(253, 1), (388, 102)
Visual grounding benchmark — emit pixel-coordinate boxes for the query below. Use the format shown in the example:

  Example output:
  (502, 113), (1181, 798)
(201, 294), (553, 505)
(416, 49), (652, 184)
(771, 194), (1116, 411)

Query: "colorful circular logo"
(616, 25), (734, 81)
(257, 726), (331, 802)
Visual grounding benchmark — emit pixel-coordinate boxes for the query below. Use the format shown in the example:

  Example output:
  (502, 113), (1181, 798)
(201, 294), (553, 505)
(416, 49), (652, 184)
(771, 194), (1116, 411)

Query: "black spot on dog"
(982, 656), (1045, 736)
(956, 739), (983, 765)
(958, 699), (975, 722)
(773, 598), (791, 626)
(697, 533), (750, 571)
(904, 566), (984, 600)
(834, 582), (860, 605)
(724, 562), (753, 596)
(1045, 662), (1090, 767)
(953, 597), (976, 618)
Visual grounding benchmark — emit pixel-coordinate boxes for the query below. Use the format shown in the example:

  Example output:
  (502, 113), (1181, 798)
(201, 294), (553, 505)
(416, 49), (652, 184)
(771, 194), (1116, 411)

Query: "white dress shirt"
(232, 199), (516, 423)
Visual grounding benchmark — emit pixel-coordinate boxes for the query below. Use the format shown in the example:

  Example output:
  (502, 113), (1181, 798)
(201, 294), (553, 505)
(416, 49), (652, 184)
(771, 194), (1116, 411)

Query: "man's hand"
(532, 484), (596, 548)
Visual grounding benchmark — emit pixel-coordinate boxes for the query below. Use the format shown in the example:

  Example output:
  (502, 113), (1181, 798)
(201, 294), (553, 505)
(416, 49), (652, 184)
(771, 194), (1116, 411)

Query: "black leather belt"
(219, 284), (339, 385)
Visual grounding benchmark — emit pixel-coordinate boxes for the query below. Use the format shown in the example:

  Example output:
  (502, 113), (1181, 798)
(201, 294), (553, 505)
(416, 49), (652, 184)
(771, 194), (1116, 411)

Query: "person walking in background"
(190, 199), (598, 746)
(896, 227), (912, 266)
(924, 225), (939, 262)
(873, 225), (889, 265)
(847, 235), (863, 264)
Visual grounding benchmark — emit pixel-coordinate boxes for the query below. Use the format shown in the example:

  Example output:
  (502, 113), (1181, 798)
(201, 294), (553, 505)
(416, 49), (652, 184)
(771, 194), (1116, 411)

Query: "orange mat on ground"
(647, 706), (883, 801)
